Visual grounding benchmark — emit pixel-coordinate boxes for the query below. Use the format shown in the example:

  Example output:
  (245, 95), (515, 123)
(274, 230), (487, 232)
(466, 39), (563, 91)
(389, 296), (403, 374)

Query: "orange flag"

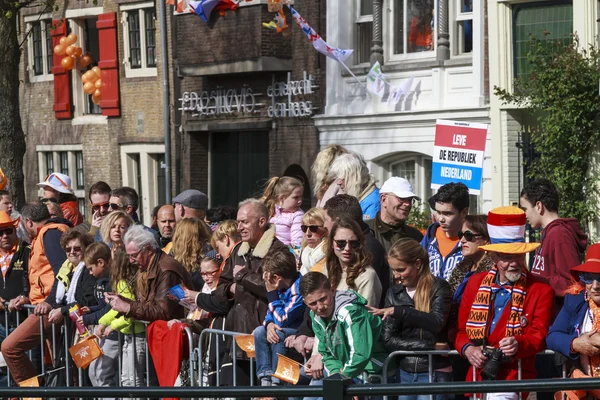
(19, 375), (41, 400)
(272, 354), (301, 385)
(234, 335), (255, 358)
(68, 335), (103, 369)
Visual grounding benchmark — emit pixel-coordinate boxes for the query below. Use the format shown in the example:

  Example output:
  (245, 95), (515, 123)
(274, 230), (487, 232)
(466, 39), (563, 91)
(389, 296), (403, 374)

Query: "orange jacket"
(29, 222), (70, 305)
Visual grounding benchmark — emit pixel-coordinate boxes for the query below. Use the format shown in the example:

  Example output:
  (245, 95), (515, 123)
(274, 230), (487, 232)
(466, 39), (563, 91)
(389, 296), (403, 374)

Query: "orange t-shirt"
(435, 226), (459, 259)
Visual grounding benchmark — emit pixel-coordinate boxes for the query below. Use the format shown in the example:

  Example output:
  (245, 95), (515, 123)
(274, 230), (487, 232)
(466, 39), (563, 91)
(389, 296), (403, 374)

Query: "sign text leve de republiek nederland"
(431, 120), (488, 195)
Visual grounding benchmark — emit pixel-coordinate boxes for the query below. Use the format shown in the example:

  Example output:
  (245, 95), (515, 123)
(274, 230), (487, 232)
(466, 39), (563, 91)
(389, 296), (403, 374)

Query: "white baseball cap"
(380, 177), (420, 200)
(37, 172), (74, 194)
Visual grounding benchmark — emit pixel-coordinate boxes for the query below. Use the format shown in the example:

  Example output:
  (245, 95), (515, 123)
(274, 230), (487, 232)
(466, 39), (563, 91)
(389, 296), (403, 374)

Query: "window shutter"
(97, 12), (121, 117)
(50, 19), (72, 120)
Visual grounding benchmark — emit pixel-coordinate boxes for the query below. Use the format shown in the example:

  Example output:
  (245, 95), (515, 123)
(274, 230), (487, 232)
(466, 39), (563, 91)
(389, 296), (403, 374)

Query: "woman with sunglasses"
(369, 238), (453, 400)
(547, 244), (600, 398)
(299, 208), (328, 275)
(448, 215), (492, 303)
(325, 217), (382, 307)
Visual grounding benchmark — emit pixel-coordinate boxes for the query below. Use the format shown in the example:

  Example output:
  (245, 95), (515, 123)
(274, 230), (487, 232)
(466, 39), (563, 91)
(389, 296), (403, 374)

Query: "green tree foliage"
(494, 35), (600, 228)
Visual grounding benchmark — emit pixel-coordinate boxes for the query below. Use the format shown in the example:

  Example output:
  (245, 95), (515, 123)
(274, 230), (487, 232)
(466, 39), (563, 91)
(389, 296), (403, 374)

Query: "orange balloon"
(54, 45), (66, 56)
(74, 47), (83, 57)
(87, 71), (99, 83)
(61, 56), (74, 71)
(94, 79), (102, 89)
(79, 55), (92, 68)
(93, 89), (102, 98)
(91, 94), (101, 105)
(92, 66), (101, 77)
(83, 81), (95, 94)
(81, 74), (88, 83)
(65, 45), (76, 57)
(67, 33), (78, 45)
(59, 37), (67, 46)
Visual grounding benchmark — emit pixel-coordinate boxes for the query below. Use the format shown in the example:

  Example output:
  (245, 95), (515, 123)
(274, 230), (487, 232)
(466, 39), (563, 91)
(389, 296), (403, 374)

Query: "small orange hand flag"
(19, 375), (41, 400)
(68, 335), (103, 369)
(235, 335), (255, 358)
(272, 354), (301, 385)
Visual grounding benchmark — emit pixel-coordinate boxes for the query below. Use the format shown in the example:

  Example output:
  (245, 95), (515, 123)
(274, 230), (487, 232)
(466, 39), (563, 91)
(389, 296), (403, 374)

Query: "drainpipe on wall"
(159, 0), (172, 204)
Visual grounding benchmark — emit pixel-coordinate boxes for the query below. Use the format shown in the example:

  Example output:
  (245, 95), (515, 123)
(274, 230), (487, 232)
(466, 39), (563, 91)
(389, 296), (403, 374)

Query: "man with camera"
(455, 206), (554, 400)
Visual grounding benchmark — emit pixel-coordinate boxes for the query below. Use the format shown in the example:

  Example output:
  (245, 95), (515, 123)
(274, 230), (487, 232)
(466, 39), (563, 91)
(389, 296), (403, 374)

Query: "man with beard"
(455, 206), (553, 400)
(156, 205), (176, 253)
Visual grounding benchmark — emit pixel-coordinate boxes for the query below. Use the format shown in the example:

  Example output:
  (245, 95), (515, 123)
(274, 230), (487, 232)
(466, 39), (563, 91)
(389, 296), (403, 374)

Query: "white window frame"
(385, 0), (437, 63)
(121, 2), (158, 78)
(67, 9), (108, 125)
(36, 145), (87, 216)
(450, 0), (474, 56)
(25, 14), (54, 83)
(387, 154), (433, 202)
(355, 0), (374, 66)
(120, 144), (166, 226)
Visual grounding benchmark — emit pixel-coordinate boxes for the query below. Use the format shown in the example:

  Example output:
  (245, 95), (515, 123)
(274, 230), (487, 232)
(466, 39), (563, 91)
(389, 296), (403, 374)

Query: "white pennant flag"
(366, 62), (386, 98)
(387, 76), (415, 106)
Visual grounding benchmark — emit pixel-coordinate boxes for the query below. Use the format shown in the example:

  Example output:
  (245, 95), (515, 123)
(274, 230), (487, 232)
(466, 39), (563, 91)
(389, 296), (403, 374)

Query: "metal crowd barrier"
(382, 349), (568, 400)
(197, 328), (256, 387)
(0, 305), (196, 390)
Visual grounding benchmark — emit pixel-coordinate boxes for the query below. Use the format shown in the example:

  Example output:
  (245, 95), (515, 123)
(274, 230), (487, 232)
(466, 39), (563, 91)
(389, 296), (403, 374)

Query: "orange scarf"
(588, 296), (600, 377)
(465, 267), (527, 342)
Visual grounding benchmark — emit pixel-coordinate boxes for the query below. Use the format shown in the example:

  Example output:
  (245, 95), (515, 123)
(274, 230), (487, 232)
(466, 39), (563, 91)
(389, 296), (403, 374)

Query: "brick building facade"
(19, 0), (171, 225)
(171, 0), (325, 208)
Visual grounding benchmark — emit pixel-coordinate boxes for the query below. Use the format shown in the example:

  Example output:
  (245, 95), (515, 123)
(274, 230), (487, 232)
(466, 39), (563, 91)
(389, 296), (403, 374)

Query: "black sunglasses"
(0, 228), (14, 236)
(301, 225), (322, 233)
(109, 203), (125, 210)
(334, 239), (361, 250)
(458, 230), (484, 242)
(91, 202), (110, 212)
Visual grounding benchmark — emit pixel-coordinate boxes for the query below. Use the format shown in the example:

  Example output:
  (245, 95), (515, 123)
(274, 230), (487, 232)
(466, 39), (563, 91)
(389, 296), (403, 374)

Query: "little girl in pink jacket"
(261, 176), (305, 247)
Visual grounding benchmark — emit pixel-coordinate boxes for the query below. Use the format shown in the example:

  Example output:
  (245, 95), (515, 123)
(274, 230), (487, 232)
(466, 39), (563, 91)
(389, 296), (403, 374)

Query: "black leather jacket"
(381, 277), (452, 373)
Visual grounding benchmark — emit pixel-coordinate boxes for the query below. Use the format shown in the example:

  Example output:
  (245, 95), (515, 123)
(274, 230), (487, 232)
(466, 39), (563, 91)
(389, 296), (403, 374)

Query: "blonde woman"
(100, 211), (134, 254)
(311, 144), (349, 204)
(210, 219), (241, 261)
(323, 152), (380, 220)
(298, 208), (328, 275)
(171, 218), (212, 291)
(369, 239), (453, 400)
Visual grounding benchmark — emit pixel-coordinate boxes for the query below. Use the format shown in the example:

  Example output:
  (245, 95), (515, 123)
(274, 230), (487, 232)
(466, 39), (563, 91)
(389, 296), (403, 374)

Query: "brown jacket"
(128, 250), (194, 322)
(211, 225), (288, 359)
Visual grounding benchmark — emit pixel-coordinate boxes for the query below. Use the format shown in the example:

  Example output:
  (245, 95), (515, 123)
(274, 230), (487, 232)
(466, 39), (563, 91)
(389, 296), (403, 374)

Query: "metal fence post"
(323, 373), (352, 400)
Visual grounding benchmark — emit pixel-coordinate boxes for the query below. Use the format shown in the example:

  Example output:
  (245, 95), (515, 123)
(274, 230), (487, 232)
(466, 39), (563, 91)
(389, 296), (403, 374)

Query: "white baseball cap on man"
(380, 177), (420, 200)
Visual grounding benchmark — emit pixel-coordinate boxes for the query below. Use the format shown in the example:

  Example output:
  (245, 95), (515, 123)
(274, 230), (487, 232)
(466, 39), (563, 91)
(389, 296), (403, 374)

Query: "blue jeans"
(253, 325), (297, 384)
(398, 370), (453, 400)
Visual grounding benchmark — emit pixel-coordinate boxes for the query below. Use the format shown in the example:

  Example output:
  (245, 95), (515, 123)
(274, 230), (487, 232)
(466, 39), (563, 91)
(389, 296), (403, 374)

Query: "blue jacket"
(546, 291), (588, 360)
(420, 223), (463, 281)
(264, 274), (305, 329)
(360, 187), (380, 221)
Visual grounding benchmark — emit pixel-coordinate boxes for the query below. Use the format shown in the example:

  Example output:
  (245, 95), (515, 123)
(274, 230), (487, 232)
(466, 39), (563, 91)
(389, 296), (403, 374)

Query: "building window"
(387, 154), (433, 203)
(121, 3), (158, 77)
(513, 2), (573, 79)
(37, 147), (86, 218)
(45, 153), (54, 176)
(391, 0), (436, 57)
(76, 151), (84, 190)
(120, 144), (166, 226)
(454, 0), (473, 55)
(70, 17), (102, 117)
(355, 0), (373, 64)
(60, 152), (69, 175)
(26, 17), (54, 82)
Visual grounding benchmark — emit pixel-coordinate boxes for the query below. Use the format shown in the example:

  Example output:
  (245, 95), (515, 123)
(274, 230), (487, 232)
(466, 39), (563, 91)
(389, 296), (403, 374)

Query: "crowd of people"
(0, 144), (595, 400)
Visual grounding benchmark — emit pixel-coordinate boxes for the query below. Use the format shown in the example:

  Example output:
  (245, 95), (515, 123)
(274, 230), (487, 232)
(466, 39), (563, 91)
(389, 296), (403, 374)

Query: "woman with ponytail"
(260, 176), (305, 247)
(368, 238), (453, 400)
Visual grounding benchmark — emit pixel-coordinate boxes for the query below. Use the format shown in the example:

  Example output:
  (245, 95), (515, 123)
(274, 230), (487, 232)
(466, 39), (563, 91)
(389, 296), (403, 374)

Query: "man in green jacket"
(300, 272), (388, 380)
